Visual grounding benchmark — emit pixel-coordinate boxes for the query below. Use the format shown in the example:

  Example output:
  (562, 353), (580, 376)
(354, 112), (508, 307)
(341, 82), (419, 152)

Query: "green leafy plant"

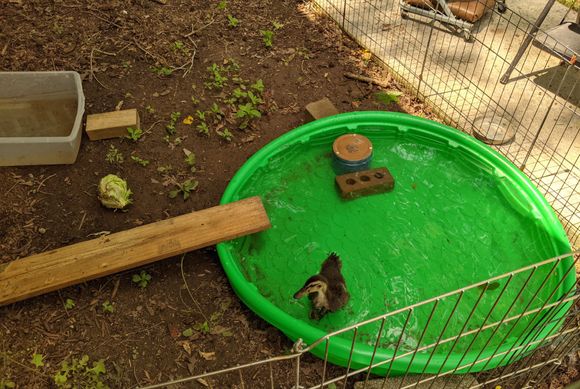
(236, 103), (261, 129)
(182, 328), (194, 337)
(145, 105), (155, 114)
(217, 0), (227, 10)
(272, 21), (284, 30)
(166, 111), (181, 135)
(125, 127), (143, 141)
(101, 301), (114, 314)
(150, 66), (173, 77)
(247, 91), (263, 106)
(105, 145), (124, 164)
(64, 298), (75, 310)
(261, 30), (274, 48)
(227, 14), (239, 27)
(0, 379), (15, 389)
(169, 179), (198, 200)
(195, 110), (207, 121)
(193, 321), (210, 334)
(190, 95), (200, 105)
(171, 40), (186, 52)
(157, 165), (173, 174)
(131, 270), (152, 288)
(250, 79), (264, 93)
(210, 102), (224, 118)
(183, 149), (196, 172)
(205, 63), (228, 89)
(216, 128), (233, 142)
(375, 90), (403, 105)
(131, 155), (150, 167)
(31, 353), (45, 368)
(196, 122), (209, 136)
(53, 355), (108, 388)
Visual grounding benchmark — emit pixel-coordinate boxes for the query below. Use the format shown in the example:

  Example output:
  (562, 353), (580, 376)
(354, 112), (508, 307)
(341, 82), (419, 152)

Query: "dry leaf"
(181, 341), (192, 356)
(198, 351), (216, 361)
(168, 324), (180, 339)
(196, 378), (209, 387)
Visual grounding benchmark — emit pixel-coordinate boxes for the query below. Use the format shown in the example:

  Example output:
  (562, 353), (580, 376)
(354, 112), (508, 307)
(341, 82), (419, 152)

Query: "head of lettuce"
(98, 174), (133, 209)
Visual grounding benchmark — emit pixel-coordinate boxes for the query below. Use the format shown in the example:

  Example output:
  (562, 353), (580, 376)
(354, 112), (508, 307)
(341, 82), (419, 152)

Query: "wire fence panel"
(313, 0), (580, 247)
(141, 251), (579, 389)
(139, 2), (580, 387)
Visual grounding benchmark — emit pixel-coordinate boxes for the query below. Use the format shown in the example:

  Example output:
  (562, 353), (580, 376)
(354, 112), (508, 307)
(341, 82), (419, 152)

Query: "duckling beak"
(293, 287), (308, 299)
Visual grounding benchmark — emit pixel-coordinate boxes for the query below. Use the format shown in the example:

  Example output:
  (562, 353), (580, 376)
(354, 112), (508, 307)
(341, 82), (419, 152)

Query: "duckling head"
(293, 275), (328, 299)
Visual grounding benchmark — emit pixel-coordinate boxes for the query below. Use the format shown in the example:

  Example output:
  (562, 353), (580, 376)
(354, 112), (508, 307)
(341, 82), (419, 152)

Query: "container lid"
(332, 134), (373, 162)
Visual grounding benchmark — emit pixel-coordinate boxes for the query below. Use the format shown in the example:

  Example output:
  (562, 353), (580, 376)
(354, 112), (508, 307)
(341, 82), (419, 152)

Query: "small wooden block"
(306, 97), (340, 120)
(85, 109), (140, 140)
(336, 167), (395, 199)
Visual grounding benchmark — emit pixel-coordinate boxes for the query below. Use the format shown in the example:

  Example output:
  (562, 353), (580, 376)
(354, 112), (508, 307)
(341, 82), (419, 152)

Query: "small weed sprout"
(250, 79), (265, 93)
(150, 66), (173, 77)
(217, 0), (227, 10)
(210, 102), (224, 118)
(216, 128), (233, 142)
(227, 15), (239, 27)
(105, 145), (124, 164)
(0, 379), (15, 388)
(183, 149), (196, 172)
(195, 110), (206, 121)
(196, 122), (209, 136)
(53, 355), (107, 388)
(145, 105), (155, 114)
(132, 270), (152, 288)
(31, 353), (45, 368)
(131, 155), (150, 167)
(272, 21), (284, 30)
(236, 103), (261, 129)
(375, 90), (403, 105)
(171, 40), (186, 53)
(126, 127), (143, 141)
(169, 179), (198, 200)
(101, 301), (114, 314)
(205, 63), (228, 89)
(64, 298), (75, 310)
(166, 111), (181, 135)
(261, 30), (274, 48)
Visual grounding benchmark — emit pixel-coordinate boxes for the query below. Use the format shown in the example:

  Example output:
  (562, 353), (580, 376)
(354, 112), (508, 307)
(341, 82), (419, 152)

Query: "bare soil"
(0, 0), (576, 388)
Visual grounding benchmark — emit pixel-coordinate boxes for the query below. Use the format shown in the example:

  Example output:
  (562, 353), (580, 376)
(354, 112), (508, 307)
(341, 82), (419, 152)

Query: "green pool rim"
(217, 111), (574, 374)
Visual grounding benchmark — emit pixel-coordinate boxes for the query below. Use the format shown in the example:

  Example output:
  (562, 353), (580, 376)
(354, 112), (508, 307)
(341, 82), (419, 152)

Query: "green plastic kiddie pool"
(217, 112), (574, 375)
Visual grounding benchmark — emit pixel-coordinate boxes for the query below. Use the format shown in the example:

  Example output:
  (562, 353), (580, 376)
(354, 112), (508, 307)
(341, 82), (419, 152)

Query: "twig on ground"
(183, 49), (196, 78)
(111, 278), (120, 300)
(34, 174), (56, 194)
(180, 254), (209, 322)
(344, 72), (390, 88)
(89, 48), (109, 89)
(78, 211), (87, 230)
(131, 38), (167, 65)
(185, 16), (216, 37)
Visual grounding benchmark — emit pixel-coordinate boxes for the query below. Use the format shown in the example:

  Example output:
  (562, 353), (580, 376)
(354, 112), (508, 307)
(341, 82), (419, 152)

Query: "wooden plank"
(85, 108), (140, 140)
(305, 97), (340, 120)
(0, 197), (270, 306)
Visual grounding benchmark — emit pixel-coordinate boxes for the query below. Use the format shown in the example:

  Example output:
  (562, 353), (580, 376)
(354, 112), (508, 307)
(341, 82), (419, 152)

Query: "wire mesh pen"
(139, 1), (580, 387)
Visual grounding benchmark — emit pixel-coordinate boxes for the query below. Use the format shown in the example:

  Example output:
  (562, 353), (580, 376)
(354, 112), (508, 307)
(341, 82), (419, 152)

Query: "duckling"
(293, 252), (349, 320)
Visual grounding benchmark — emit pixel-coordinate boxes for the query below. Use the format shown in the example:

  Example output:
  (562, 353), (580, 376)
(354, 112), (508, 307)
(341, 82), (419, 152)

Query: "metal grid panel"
(314, 0), (580, 247)
(140, 251), (579, 388)
(137, 3), (580, 387)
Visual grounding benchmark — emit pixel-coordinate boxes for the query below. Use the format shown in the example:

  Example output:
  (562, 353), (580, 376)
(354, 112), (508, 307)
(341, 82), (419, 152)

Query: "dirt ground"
(0, 0), (577, 388)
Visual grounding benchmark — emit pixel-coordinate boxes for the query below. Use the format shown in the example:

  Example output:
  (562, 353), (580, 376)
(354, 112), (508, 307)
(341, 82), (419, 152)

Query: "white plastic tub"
(0, 71), (85, 166)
